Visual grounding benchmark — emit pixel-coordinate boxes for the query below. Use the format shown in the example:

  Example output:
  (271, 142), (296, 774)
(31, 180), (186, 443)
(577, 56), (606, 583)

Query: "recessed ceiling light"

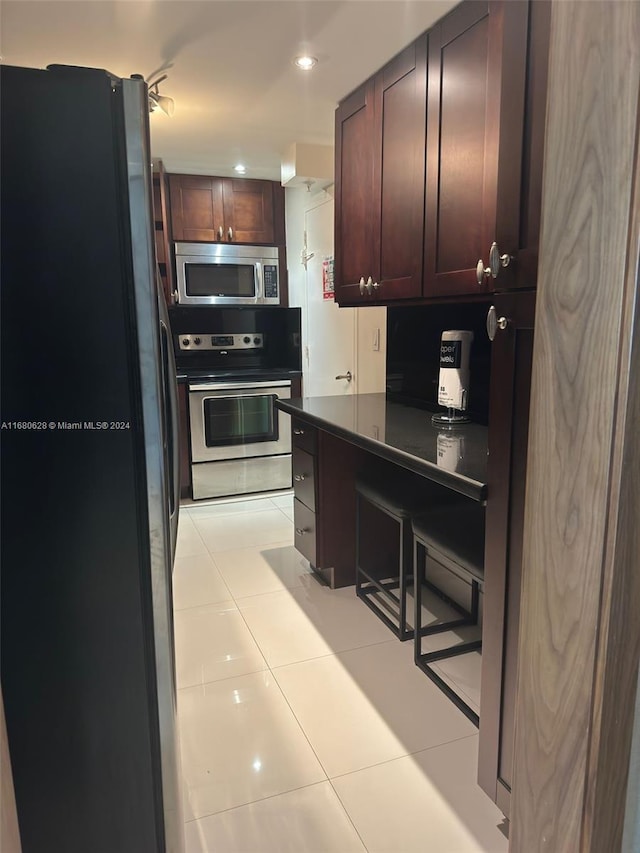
(234, 164), (246, 174)
(293, 55), (318, 71)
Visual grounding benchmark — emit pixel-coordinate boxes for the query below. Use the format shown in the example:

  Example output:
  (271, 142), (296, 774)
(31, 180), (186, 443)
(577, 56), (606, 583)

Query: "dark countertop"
(176, 368), (302, 385)
(277, 394), (488, 501)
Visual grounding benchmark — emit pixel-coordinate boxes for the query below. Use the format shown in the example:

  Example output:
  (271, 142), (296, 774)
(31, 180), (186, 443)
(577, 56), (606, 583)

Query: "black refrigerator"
(1, 65), (183, 852)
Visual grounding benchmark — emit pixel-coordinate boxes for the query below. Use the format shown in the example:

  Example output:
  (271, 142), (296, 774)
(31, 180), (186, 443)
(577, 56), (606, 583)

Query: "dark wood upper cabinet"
(334, 80), (375, 304)
(424, 0), (529, 297)
(335, 43), (427, 305)
(372, 40), (427, 301)
(151, 159), (174, 304)
(334, 0), (549, 305)
(168, 174), (278, 245)
(221, 178), (275, 244)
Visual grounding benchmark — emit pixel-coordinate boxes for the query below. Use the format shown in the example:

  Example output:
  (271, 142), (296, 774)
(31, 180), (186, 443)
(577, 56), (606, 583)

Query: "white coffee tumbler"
(431, 330), (474, 426)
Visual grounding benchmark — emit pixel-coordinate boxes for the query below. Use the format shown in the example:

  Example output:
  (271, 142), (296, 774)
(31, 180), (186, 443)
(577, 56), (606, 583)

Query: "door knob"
(486, 305), (509, 341)
(335, 371), (353, 382)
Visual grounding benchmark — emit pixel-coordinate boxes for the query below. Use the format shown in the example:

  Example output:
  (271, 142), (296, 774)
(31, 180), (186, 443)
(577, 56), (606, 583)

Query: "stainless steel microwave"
(174, 242), (280, 306)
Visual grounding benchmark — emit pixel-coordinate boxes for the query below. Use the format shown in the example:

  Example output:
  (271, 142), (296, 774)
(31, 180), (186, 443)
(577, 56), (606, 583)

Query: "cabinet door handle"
(486, 305), (509, 341)
(228, 227), (233, 241)
(217, 225), (224, 241)
(366, 276), (373, 295)
(335, 371), (353, 382)
(294, 473), (306, 482)
(293, 428), (305, 435)
(359, 276), (366, 295)
(476, 259), (490, 286)
(488, 242), (512, 278)
(295, 527), (307, 536)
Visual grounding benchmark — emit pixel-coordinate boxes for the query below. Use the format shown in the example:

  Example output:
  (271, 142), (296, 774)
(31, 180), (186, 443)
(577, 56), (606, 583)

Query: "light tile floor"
(175, 494), (508, 853)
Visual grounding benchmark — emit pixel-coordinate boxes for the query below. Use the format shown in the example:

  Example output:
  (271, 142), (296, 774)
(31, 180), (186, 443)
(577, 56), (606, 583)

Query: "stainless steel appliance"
(1, 65), (182, 852)
(189, 378), (292, 499)
(174, 242), (280, 306)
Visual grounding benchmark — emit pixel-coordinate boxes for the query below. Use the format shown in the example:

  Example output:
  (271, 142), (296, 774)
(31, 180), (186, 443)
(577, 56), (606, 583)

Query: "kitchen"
(4, 4), (637, 850)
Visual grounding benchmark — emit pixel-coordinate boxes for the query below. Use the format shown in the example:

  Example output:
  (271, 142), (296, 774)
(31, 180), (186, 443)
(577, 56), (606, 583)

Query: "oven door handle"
(189, 380), (292, 392)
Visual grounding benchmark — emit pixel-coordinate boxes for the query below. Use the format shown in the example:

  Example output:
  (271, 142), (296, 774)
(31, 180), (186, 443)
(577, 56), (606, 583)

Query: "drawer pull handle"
(293, 428), (305, 435)
(294, 473), (306, 482)
(295, 527), (307, 536)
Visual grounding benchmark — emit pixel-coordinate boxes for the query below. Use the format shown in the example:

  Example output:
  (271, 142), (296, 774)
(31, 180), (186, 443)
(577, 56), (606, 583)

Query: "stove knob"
(182, 337), (190, 347)
(254, 336), (261, 345)
(193, 336), (201, 345)
(243, 336), (251, 344)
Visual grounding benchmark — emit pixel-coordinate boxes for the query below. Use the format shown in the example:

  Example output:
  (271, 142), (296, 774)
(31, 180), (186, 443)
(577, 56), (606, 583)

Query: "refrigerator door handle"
(158, 306), (180, 564)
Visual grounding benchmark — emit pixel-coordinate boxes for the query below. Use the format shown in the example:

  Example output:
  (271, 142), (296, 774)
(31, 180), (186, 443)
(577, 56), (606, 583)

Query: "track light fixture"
(147, 73), (175, 117)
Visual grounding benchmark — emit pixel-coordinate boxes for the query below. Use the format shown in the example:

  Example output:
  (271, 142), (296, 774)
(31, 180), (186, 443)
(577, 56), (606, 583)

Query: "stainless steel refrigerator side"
(121, 77), (184, 853)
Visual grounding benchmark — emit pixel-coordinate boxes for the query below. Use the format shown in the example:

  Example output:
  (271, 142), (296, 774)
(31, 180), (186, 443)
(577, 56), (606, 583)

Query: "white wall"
(284, 185), (386, 396)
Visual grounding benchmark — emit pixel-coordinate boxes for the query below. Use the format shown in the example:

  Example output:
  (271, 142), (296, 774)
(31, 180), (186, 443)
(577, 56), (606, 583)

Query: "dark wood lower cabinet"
(292, 419), (360, 588)
(478, 290), (536, 816)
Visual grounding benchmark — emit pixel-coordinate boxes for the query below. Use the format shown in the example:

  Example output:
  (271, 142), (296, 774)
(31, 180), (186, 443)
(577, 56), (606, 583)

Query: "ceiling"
(1, 0), (457, 180)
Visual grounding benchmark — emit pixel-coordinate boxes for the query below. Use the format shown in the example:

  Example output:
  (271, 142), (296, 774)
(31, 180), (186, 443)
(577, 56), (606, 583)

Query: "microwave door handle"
(256, 262), (264, 303)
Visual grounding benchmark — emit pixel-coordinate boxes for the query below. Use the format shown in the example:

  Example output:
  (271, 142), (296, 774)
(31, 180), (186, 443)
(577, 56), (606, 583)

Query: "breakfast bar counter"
(277, 394), (488, 502)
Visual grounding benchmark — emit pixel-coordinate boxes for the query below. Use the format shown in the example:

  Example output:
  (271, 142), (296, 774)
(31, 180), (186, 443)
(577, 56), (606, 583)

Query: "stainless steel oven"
(188, 379), (291, 499)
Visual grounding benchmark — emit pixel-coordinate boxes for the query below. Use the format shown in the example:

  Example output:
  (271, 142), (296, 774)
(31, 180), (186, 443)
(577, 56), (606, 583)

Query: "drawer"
(292, 446), (316, 511)
(294, 499), (317, 566)
(291, 418), (317, 455)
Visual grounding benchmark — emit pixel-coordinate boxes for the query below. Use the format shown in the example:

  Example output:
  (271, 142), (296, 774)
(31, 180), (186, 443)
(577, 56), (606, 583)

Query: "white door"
(303, 198), (357, 396)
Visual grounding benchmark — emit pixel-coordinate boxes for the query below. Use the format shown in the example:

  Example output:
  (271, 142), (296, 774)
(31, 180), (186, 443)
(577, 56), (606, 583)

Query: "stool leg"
(399, 518), (414, 640)
(355, 492), (362, 598)
(413, 537), (424, 664)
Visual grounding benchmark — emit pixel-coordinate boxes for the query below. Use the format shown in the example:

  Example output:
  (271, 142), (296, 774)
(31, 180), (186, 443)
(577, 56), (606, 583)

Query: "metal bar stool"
(355, 471), (457, 641)
(412, 504), (485, 725)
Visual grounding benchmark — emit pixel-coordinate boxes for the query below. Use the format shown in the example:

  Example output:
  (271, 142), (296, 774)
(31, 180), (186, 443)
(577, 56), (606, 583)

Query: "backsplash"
(386, 302), (492, 425)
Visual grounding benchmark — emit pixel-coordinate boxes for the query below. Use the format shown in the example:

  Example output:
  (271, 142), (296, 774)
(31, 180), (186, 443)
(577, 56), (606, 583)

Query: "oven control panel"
(178, 333), (264, 351)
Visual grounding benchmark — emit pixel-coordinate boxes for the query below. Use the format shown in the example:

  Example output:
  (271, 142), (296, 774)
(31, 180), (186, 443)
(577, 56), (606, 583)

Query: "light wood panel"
(510, 2), (640, 851)
(1, 687), (21, 853)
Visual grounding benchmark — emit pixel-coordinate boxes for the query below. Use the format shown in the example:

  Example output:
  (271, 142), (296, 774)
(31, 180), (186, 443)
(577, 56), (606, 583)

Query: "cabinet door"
(222, 179), (275, 244)
(334, 80), (375, 304)
(424, 1), (529, 297)
(152, 160), (174, 304)
(371, 40), (427, 301)
(169, 175), (224, 242)
(478, 290), (535, 817)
